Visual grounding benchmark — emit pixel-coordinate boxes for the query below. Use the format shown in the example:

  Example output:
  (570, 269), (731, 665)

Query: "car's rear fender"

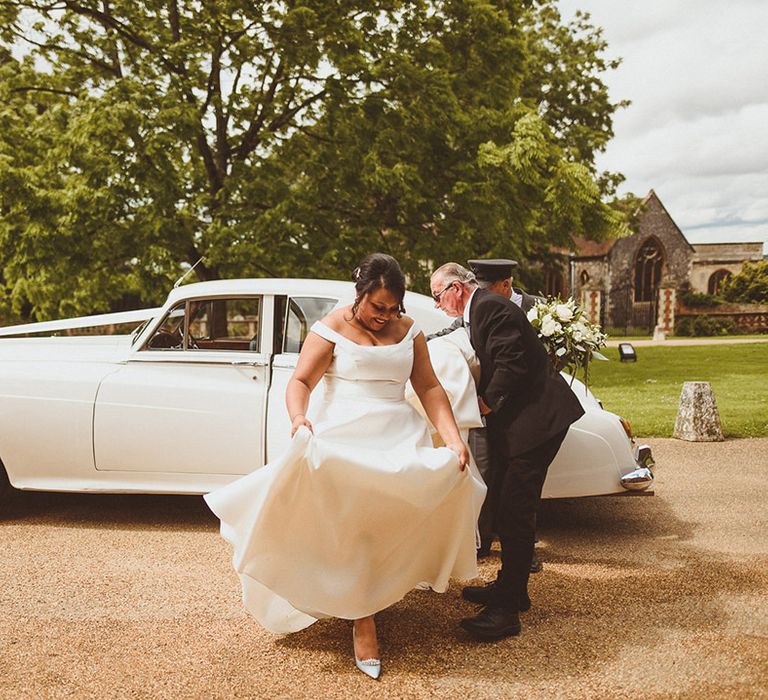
(0, 360), (118, 485)
(542, 408), (640, 499)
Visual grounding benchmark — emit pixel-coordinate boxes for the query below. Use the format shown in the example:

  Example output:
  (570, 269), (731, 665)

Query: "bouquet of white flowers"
(526, 297), (608, 386)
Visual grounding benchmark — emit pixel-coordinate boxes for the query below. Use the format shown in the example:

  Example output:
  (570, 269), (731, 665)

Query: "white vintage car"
(0, 278), (653, 506)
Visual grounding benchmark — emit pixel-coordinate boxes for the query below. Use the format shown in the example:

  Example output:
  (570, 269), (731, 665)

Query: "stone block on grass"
(673, 381), (724, 441)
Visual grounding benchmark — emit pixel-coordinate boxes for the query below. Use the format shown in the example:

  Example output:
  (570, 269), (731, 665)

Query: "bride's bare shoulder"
(397, 314), (415, 332)
(392, 314), (416, 339)
(320, 307), (351, 333)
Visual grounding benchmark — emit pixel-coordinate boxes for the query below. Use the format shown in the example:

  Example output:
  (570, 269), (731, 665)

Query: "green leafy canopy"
(0, 0), (627, 320)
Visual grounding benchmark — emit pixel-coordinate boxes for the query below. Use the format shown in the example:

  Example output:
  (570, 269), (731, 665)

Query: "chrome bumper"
(620, 444), (655, 491)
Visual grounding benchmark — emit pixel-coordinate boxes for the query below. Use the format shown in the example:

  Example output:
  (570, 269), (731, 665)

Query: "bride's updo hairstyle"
(351, 253), (407, 317)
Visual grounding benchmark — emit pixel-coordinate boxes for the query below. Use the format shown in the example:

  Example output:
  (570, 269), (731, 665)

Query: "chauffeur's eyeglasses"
(432, 282), (455, 303)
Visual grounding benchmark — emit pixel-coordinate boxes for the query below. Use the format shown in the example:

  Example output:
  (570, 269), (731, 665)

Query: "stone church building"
(561, 190), (764, 332)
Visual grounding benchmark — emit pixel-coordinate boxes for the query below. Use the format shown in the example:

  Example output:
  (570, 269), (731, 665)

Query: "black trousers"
(486, 422), (569, 608)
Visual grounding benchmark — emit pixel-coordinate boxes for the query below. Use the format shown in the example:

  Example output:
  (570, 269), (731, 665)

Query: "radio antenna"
(174, 256), (205, 288)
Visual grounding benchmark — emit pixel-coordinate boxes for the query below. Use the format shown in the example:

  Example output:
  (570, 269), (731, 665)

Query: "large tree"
(0, 0), (626, 320)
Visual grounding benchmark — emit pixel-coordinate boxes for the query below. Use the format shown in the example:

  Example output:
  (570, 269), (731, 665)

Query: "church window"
(634, 238), (664, 302)
(579, 270), (590, 286)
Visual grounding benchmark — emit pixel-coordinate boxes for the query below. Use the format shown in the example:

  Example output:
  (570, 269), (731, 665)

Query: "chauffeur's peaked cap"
(467, 258), (518, 282)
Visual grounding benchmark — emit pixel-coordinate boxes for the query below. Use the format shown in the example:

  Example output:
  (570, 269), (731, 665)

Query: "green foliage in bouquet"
(526, 297), (608, 387)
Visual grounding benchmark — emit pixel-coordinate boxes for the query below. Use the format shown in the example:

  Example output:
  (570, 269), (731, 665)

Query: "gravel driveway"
(1, 438), (766, 700)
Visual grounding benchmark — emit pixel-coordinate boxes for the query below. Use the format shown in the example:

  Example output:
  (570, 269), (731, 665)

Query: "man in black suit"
(430, 262), (585, 640)
(428, 259), (544, 569)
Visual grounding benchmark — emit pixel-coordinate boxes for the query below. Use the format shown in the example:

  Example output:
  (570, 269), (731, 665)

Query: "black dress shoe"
(530, 551), (543, 573)
(462, 583), (531, 611)
(460, 606), (521, 640)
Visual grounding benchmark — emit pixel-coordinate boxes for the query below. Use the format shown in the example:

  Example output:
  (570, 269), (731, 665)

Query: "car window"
(284, 297), (337, 353)
(145, 302), (186, 350)
(130, 319), (151, 345)
(145, 297), (262, 352)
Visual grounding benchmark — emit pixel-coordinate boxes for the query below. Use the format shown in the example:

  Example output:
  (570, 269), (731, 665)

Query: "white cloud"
(604, 103), (768, 179)
(605, 12), (768, 130)
(658, 173), (768, 225)
(557, 0), (768, 252)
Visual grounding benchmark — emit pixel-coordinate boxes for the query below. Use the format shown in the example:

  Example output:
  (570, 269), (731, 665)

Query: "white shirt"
(463, 287), (479, 328)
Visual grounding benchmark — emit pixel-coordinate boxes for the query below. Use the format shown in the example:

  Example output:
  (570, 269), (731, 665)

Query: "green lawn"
(587, 343), (768, 438)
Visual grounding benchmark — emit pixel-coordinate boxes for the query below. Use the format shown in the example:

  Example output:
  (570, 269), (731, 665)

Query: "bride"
(205, 253), (485, 680)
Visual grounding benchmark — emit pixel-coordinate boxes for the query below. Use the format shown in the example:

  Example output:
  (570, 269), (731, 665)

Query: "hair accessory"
(353, 266), (361, 281)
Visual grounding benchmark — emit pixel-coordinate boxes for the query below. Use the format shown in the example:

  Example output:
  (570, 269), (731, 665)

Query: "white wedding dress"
(205, 321), (486, 634)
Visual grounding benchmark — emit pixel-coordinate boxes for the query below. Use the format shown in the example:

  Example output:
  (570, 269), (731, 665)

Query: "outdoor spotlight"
(619, 343), (637, 362)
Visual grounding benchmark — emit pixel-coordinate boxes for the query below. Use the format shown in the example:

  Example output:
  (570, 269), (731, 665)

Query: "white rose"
(555, 304), (573, 322)
(573, 330), (584, 342)
(526, 307), (539, 323)
(540, 316), (560, 337)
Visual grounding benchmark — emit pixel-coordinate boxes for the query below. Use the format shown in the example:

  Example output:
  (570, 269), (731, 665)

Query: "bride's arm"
(286, 333), (334, 436)
(410, 332), (470, 470)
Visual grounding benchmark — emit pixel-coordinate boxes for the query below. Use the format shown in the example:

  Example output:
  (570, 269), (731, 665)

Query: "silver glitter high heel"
(353, 625), (381, 680)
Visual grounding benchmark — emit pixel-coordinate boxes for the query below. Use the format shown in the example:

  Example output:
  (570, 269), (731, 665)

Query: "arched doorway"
(708, 269), (732, 295)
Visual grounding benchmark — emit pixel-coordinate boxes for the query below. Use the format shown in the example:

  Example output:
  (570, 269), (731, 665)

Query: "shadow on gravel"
(538, 492), (697, 544)
(0, 490), (216, 532)
(273, 492), (767, 687)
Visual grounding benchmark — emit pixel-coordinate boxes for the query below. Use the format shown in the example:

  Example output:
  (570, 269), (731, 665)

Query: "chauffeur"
(430, 261), (584, 640)
(469, 258), (539, 313)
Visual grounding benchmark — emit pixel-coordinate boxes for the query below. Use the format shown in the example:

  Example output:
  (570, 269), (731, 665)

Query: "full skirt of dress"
(205, 391), (485, 634)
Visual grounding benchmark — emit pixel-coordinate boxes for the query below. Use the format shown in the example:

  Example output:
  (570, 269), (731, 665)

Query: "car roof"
(166, 277), (451, 333)
(165, 278), (357, 304)
(0, 278), (452, 338)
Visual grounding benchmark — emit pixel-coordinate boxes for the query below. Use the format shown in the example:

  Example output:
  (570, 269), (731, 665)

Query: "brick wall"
(677, 303), (768, 332)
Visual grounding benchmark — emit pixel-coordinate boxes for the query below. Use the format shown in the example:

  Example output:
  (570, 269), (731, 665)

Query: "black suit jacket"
(515, 288), (540, 314)
(468, 289), (584, 457)
(426, 289), (540, 341)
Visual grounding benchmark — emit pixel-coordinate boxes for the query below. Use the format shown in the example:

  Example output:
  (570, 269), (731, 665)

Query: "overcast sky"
(557, 0), (768, 253)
